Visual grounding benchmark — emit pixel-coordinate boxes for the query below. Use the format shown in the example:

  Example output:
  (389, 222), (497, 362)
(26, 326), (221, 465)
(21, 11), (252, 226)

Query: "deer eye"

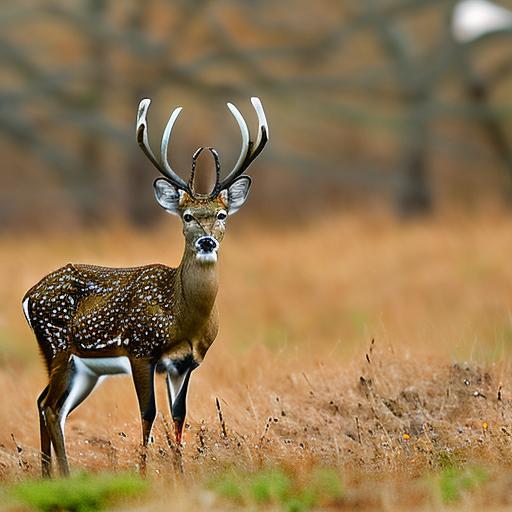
(217, 211), (227, 221)
(183, 213), (193, 222)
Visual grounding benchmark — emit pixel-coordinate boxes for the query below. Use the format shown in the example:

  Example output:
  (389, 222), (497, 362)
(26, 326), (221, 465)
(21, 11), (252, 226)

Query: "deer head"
(136, 97), (268, 263)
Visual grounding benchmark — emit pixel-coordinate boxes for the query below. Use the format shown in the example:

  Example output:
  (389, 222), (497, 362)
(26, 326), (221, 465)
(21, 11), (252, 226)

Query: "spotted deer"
(22, 97), (269, 477)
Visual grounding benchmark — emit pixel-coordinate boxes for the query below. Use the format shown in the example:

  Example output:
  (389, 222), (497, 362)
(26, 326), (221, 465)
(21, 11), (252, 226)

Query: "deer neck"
(178, 246), (219, 319)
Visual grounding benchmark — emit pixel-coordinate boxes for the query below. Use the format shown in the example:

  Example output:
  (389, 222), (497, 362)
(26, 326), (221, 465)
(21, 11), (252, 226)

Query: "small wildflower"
(482, 422), (489, 430)
(402, 433), (411, 441)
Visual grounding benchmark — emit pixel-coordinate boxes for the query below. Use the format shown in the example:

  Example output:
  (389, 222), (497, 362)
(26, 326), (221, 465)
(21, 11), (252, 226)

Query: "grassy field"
(1, 212), (512, 510)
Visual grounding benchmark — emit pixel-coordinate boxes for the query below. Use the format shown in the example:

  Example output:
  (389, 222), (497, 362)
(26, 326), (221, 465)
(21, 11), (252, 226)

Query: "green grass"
(210, 467), (343, 511)
(435, 466), (488, 504)
(10, 472), (147, 512)
(433, 448), (462, 470)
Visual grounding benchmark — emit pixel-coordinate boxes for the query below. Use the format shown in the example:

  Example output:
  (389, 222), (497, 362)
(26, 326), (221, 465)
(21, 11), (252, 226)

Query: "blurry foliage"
(433, 448), (463, 470)
(209, 467), (343, 511)
(434, 466), (488, 503)
(9, 471), (147, 511)
(1, 0), (512, 230)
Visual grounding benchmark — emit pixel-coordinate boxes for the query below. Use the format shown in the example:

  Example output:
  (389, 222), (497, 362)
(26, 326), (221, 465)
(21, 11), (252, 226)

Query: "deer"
(22, 96), (269, 477)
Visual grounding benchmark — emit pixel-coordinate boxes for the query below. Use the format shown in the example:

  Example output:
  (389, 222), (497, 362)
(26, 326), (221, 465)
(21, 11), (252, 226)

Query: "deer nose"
(195, 236), (218, 253)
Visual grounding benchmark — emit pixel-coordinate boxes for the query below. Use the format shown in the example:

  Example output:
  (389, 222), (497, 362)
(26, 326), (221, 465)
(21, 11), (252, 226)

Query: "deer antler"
(190, 147), (221, 194)
(212, 97), (269, 196)
(136, 98), (193, 195)
(137, 97), (268, 199)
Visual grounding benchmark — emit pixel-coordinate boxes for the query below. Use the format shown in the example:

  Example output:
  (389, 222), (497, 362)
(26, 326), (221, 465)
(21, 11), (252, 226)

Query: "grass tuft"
(436, 466), (488, 503)
(10, 472), (147, 512)
(250, 469), (292, 504)
(210, 467), (343, 511)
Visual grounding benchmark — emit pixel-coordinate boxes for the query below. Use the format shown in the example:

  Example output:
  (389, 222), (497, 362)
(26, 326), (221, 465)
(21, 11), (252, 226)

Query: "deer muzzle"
(195, 236), (219, 262)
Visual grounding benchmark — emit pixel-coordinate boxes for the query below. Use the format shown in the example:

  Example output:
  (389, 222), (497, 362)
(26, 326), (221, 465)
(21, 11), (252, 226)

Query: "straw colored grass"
(1, 212), (512, 510)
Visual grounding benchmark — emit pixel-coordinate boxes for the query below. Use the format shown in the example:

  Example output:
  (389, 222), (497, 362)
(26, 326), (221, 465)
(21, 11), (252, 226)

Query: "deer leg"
(45, 407), (69, 477)
(130, 359), (156, 474)
(43, 384), (70, 476)
(42, 356), (76, 477)
(60, 357), (100, 419)
(42, 355), (98, 477)
(165, 363), (195, 445)
(37, 386), (51, 477)
(40, 353), (71, 475)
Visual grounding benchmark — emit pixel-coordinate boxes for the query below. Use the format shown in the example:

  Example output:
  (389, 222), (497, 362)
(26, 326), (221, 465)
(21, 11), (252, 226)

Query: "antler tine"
(217, 97), (269, 192)
(223, 102), (250, 181)
(191, 147), (221, 197)
(136, 99), (161, 170)
(189, 146), (205, 191)
(249, 97), (269, 161)
(161, 106), (191, 192)
(209, 147), (221, 195)
(136, 98), (191, 193)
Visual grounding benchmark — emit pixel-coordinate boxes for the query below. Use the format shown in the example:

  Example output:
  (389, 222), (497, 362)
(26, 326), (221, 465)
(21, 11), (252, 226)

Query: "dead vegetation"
(1, 213), (512, 510)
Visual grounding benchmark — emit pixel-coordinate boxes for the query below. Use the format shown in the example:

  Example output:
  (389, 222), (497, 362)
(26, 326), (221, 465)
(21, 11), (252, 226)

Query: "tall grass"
(1, 213), (512, 510)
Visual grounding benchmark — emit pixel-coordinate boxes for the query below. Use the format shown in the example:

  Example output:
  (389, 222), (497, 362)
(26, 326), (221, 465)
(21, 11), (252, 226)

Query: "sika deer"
(22, 97), (268, 476)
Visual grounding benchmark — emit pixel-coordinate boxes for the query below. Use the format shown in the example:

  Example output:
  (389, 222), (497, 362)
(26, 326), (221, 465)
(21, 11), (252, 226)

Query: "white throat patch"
(196, 252), (218, 263)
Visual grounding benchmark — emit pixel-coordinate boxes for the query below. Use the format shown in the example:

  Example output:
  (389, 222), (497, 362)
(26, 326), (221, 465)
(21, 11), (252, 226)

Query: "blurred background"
(1, 0), (512, 230)
(1, 1), (512, 485)
(1, 0), (512, 365)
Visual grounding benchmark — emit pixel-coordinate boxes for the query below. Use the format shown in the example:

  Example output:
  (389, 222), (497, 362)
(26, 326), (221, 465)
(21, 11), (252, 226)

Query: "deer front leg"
(164, 356), (198, 445)
(130, 359), (156, 474)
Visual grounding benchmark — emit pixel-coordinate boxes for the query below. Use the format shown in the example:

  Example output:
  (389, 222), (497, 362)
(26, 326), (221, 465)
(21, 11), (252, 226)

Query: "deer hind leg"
(37, 386), (51, 477)
(42, 355), (98, 477)
(42, 357), (73, 477)
(59, 357), (100, 419)
(130, 359), (156, 475)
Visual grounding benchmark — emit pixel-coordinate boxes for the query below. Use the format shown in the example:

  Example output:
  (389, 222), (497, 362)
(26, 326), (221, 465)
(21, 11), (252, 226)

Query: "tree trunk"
(395, 93), (433, 217)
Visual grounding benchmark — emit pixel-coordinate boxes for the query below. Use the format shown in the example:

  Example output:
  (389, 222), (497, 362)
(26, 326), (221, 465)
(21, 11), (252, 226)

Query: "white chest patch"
(73, 355), (132, 376)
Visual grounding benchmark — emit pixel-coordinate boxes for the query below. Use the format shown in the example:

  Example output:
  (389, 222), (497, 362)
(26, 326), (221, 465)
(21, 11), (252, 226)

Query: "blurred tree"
(1, 0), (511, 229)
(125, 0), (158, 227)
(80, 0), (108, 224)
(450, 0), (512, 202)
(364, 0), (435, 216)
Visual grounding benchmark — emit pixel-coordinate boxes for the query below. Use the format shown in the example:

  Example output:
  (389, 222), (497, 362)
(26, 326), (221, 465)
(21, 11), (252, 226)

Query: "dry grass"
(1, 212), (512, 510)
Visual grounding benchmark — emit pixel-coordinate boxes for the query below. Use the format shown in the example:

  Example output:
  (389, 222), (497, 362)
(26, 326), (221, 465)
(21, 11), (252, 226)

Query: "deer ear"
(224, 176), (252, 215)
(154, 178), (185, 216)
